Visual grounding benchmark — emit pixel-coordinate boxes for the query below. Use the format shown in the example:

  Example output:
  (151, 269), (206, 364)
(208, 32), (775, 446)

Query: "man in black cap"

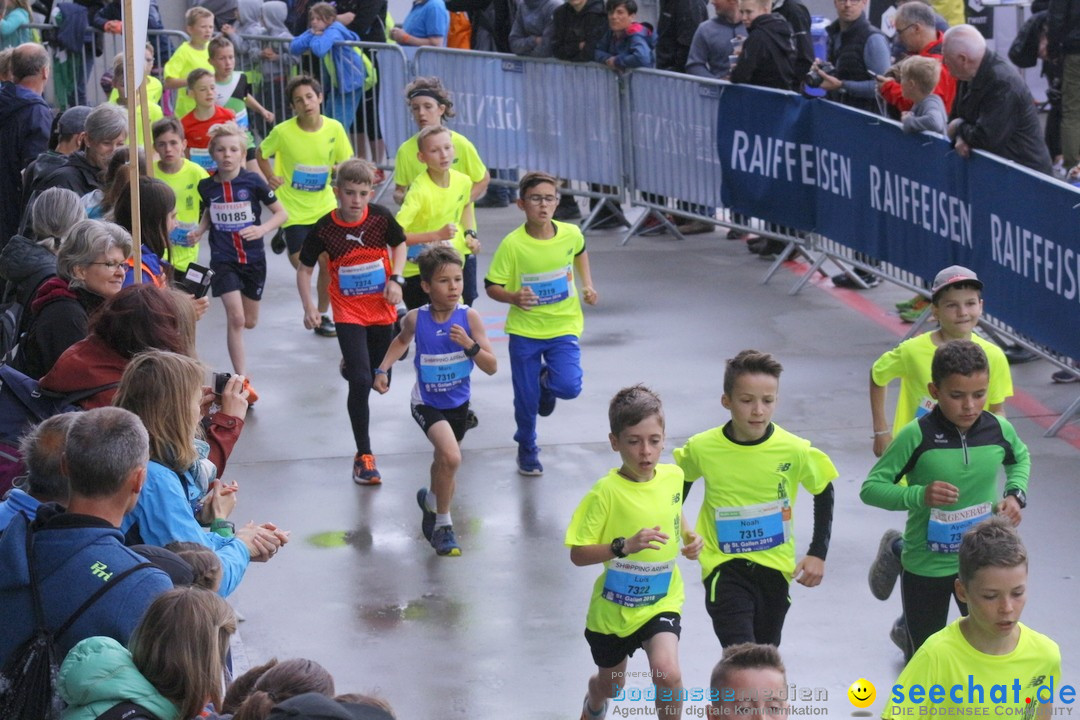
(21, 105), (94, 214)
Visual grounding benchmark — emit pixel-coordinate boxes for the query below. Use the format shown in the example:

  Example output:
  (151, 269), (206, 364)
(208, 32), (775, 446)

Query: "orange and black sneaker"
(352, 453), (381, 485)
(242, 378), (259, 406)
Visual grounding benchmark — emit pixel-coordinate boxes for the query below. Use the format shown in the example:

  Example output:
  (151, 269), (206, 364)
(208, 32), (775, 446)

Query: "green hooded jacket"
(58, 636), (180, 720)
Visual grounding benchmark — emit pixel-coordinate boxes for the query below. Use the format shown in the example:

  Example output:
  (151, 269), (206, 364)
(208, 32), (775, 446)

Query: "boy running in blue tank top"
(374, 246), (497, 557)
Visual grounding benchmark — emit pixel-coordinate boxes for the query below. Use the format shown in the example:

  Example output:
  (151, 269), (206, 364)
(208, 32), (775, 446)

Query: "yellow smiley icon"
(848, 678), (876, 708)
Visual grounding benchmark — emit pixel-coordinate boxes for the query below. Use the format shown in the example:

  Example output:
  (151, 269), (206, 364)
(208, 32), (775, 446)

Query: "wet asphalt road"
(193, 204), (1079, 718)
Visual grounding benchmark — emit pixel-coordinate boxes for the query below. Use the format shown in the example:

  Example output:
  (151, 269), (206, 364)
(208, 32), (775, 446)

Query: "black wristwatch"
(389, 274), (406, 287)
(1004, 489), (1027, 509)
(464, 342), (481, 358)
(610, 537), (627, 558)
(464, 229), (478, 239)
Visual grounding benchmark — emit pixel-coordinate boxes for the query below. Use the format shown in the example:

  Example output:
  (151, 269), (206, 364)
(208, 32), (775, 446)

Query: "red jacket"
(880, 32), (957, 115)
(40, 335), (244, 475)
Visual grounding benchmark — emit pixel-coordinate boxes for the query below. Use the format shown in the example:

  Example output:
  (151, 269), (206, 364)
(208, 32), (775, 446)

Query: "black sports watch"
(389, 274), (406, 287)
(610, 537), (627, 558)
(1004, 489), (1027, 509)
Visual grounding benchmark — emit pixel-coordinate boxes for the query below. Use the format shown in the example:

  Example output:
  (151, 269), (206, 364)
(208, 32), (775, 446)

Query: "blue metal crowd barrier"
(23, 31), (1078, 433)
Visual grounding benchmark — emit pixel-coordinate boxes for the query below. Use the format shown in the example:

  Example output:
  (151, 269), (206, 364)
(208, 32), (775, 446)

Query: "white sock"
(425, 490), (437, 512)
(435, 513), (452, 529)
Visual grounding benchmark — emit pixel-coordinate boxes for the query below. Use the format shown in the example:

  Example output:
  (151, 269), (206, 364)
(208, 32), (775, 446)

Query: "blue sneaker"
(538, 368), (556, 417)
(517, 446), (543, 476)
(431, 525), (461, 556)
(417, 488), (436, 542)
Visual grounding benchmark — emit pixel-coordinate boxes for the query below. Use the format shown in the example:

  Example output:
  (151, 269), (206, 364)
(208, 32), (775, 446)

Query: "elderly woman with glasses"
(14, 219), (132, 380)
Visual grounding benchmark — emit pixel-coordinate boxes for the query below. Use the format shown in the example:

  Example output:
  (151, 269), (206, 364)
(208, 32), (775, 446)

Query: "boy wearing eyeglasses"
(485, 171), (598, 477)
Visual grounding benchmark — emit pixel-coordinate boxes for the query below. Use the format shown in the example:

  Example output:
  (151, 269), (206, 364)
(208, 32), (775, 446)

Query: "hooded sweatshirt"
(33, 150), (103, 199)
(730, 12), (797, 91)
(58, 636), (180, 720)
(551, 0), (607, 62)
(595, 21), (655, 68)
(0, 508), (172, 667)
(686, 13), (746, 78)
(509, 0), (560, 57)
(291, 21), (368, 92)
(14, 276), (105, 380)
(0, 83), (53, 243)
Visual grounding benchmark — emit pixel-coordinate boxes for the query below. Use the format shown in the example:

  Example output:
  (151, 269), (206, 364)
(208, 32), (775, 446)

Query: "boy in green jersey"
(152, 118), (209, 273)
(396, 125), (477, 309)
(208, 36), (275, 174)
(870, 266), (1013, 457)
(485, 171), (598, 476)
(566, 385), (701, 720)
(867, 266), (1014, 656)
(164, 6), (216, 119)
(883, 517), (1060, 719)
(861, 340), (1030, 659)
(258, 75), (354, 338)
(674, 349), (837, 649)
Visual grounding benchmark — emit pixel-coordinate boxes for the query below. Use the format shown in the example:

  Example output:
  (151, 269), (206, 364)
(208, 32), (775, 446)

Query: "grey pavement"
(196, 204), (1079, 718)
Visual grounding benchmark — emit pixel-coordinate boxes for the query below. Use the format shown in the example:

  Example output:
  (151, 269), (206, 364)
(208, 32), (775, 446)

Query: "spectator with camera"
(115, 350), (290, 598)
(813, 0), (890, 114)
(878, 1), (956, 116)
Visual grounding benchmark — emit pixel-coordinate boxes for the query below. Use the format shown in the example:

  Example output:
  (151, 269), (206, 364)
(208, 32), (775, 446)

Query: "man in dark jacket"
(552, 0), (608, 61)
(0, 44), (53, 248)
(1048, 0), (1080, 168)
(552, 0), (608, 220)
(731, 0), (797, 89)
(656, 0), (708, 72)
(0, 407), (172, 667)
(21, 106), (93, 216)
(772, 0), (814, 80)
(816, 0), (891, 115)
(944, 24), (1054, 173)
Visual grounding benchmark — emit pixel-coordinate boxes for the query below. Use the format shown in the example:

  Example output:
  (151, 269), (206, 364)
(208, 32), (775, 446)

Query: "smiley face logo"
(848, 679), (876, 708)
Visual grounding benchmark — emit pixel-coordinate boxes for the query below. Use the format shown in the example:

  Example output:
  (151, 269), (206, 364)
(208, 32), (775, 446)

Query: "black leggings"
(900, 569), (968, 655)
(336, 323), (393, 455)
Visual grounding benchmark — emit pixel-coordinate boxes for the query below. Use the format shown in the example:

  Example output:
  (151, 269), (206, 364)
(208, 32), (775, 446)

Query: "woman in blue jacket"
(116, 351), (289, 597)
(290, 2), (369, 130)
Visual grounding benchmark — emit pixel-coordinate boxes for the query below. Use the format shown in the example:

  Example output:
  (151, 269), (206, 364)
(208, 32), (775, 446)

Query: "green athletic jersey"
(883, 620), (1060, 719)
(861, 407), (1030, 577)
(674, 423), (836, 583)
(564, 465), (686, 637)
(871, 332), (1013, 435)
(485, 221), (586, 339)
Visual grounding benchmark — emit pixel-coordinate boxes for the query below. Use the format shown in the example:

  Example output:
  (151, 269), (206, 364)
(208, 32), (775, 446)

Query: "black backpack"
(0, 519), (152, 720)
(0, 365), (119, 496)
